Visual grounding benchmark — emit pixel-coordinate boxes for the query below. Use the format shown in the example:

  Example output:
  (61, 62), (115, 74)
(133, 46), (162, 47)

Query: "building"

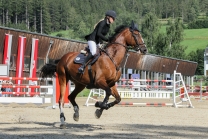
(204, 47), (208, 76)
(0, 26), (197, 85)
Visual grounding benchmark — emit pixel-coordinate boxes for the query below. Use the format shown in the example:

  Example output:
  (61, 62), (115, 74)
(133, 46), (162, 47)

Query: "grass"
(182, 28), (208, 54)
(160, 26), (208, 55)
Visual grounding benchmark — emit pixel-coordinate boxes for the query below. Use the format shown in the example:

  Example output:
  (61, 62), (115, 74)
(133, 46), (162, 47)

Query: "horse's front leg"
(106, 85), (121, 108)
(95, 87), (111, 109)
(95, 85), (121, 118)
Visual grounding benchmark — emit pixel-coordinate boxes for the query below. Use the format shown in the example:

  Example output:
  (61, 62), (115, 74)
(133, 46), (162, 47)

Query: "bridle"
(103, 27), (146, 71)
(130, 28), (146, 51)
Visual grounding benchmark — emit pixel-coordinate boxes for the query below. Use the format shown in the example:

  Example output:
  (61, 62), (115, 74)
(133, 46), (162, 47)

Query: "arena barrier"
(180, 83), (208, 100)
(188, 92), (208, 100)
(0, 76), (70, 108)
(85, 70), (194, 108)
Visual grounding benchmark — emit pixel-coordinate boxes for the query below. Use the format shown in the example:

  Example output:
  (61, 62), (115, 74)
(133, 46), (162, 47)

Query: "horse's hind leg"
(57, 68), (69, 129)
(68, 83), (85, 122)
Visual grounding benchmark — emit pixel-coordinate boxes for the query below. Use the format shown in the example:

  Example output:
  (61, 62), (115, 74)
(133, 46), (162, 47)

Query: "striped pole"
(0, 85), (53, 88)
(3, 34), (13, 75)
(0, 77), (52, 81)
(118, 102), (172, 107)
(120, 79), (173, 82)
(0, 92), (41, 95)
(29, 38), (39, 93)
(15, 36), (26, 93)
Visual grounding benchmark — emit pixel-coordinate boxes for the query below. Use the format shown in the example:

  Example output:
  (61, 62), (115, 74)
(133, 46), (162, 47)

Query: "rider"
(78, 10), (116, 73)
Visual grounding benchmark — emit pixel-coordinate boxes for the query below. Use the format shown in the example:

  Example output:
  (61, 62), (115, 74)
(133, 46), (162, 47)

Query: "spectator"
(1, 80), (12, 97)
(1, 80), (6, 97)
(5, 80), (12, 97)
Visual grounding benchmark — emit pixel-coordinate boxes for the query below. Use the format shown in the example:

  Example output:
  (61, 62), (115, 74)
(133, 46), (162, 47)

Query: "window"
(37, 58), (45, 71)
(24, 57), (30, 70)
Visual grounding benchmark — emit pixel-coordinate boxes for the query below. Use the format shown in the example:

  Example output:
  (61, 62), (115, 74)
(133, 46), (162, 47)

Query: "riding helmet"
(105, 10), (116, 20)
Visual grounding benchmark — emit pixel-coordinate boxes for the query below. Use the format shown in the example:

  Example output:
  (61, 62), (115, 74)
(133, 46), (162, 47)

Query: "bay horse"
(40, 21), (147, 129)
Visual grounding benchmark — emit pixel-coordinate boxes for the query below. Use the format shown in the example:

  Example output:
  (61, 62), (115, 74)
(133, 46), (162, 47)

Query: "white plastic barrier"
(0, 77), (54, 105)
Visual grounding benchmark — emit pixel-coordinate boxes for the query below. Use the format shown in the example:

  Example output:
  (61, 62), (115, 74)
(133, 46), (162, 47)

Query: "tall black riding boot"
(78, 52), (93, 73)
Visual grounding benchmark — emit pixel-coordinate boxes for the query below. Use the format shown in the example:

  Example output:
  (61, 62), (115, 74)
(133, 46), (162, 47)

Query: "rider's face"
(109, 17), (115, 24)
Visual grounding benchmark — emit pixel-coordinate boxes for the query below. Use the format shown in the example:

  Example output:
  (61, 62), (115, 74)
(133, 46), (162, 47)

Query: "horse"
(40, 21), (147, 129)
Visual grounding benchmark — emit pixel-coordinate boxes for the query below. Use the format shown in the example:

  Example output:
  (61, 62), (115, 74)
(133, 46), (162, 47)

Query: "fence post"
(199, 79), (203, 101)
(52, 76), (56, 109)
(173, 70), (176, 107)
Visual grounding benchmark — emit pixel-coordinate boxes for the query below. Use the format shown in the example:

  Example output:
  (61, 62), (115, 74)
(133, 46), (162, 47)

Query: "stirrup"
(78, 65), (85, 73)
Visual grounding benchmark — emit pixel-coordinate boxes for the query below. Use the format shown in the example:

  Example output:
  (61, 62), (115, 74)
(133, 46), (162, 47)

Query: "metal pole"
(173, 70), (176, 107)
(123, 53), (130, 84)
(45, 40), (54, 64)
(191, 76), (194, 92)
(175, 61), (179, 72)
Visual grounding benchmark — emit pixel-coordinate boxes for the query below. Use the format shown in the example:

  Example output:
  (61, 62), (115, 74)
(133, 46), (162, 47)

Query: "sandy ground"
(0, 97), (208, 139)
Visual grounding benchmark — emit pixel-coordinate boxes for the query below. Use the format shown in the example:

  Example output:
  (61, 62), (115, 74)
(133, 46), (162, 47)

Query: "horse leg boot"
(78, 52), (93, 73)
(95, 88), (111, 119)
(94, 95), (110, 119)
(95, 95), (110, 109)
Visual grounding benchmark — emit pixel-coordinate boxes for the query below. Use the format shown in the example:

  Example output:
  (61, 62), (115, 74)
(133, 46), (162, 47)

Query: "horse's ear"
(130, 20), (139, 31)
(130, 20), (135, 30)
(135, 24), (138, 30)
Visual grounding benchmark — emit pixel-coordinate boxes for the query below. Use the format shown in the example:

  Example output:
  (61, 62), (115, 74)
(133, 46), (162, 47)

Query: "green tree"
(76, 21), (88, 39)
(141, 13), (160, 54)
(154, 33), (168, 56)
(22, 0), (34, 30)
(11, 0), (23, 25)
(59, 0), (70, 30)
(166, 18), (186, 59)
(187, 49), (204, 75)
(41, 0), (51, 34)
(49, 0), (60, 32)
(1, 0), (208, 38)
(2, 0), (13, 25)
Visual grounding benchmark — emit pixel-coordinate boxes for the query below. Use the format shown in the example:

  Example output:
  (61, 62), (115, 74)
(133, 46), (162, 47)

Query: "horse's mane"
(109, 25), (128, 42)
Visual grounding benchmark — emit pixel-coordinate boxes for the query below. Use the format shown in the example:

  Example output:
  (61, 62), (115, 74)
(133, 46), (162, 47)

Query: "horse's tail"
(39, 63), (57, 79)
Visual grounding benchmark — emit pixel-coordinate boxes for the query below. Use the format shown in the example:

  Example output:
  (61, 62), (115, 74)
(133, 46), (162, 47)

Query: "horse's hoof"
(73, 112), (79, 121)
(60, 124), (66, 129)
(95, 109), (102, 119)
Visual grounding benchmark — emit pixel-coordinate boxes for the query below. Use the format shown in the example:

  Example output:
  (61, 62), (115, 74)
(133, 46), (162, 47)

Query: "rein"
(102, 42), (130, 71)
(102, 27), (145, 71)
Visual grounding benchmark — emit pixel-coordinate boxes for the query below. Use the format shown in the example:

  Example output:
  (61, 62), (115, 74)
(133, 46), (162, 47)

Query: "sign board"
(0, 64), (8, 76)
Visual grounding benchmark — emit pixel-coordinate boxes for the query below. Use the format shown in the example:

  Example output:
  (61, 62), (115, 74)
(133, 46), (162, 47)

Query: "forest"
(0, 0), (208, 75)
(1, 0), (208, 34)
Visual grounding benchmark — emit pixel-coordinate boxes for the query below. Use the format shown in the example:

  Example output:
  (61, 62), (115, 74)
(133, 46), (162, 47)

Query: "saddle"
(73, 46), (100, 65)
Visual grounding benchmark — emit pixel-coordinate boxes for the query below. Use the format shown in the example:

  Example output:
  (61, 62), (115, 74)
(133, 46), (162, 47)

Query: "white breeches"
(88, 41), (98, 56)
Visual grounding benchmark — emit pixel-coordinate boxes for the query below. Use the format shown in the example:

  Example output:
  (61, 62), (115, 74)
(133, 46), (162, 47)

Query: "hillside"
(181, 28), (208, 54)
(50, 27), (208, 55)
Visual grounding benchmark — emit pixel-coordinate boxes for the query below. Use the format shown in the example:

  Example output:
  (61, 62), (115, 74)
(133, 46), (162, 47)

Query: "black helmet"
(105, 10), (116, 20)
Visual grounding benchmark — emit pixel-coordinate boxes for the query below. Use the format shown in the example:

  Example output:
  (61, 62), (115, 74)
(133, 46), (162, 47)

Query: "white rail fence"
(85, 70), (194, 108)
